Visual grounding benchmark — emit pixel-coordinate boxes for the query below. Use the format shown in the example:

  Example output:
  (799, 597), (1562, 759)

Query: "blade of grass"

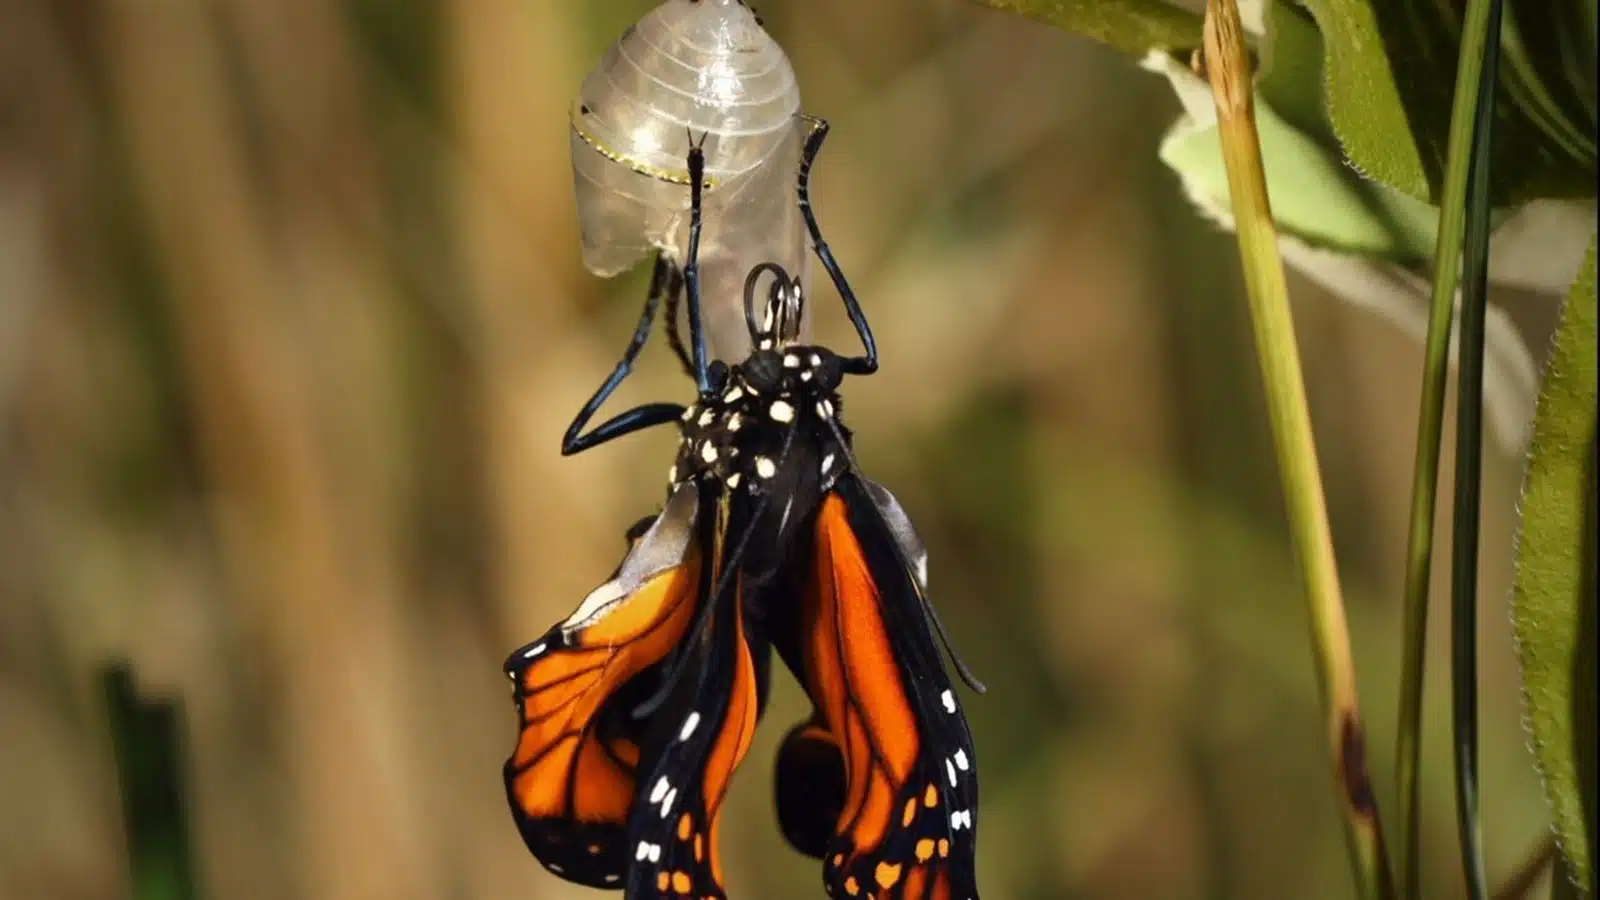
(1198, 3), (1396, 898)
(103, 661), (199, 900)
(1452, 2), (1504, 896)
(1393, 0), (1508, 893)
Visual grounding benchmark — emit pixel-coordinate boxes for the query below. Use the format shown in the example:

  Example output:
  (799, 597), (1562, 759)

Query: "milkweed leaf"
(1513, 236), (1597, 893)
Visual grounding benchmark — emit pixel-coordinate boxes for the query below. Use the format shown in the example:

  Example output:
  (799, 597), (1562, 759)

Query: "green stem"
(1199, 3), (1395, 898)
(1393, 0), (1509, 892)
(1451, 0), (1502, 895)
(104, 662), (200, 900)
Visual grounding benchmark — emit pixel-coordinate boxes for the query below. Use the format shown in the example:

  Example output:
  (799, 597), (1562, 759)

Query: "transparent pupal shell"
(570, 0), (812, 361)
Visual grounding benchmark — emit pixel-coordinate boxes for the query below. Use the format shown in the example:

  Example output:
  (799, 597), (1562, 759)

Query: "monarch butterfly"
(504, 120), (984, 900)
(571, 0), (812, 362)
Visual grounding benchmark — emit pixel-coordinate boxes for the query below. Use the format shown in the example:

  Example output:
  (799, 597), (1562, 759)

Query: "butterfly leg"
(561, 253), (685, 456)
(683, 131), (712, 393)
(661, 262), (695, 377)
(797, 115), (878, 376)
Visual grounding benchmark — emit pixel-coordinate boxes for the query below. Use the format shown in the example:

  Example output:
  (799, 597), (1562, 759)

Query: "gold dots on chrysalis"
(924, 784), (939, 808)
(843, 876), (860, 896)
(875, 862), (903, 890)
(677, 813), (692, 840)
(916, 839), (936, 862)
(902, 797), (917, 827)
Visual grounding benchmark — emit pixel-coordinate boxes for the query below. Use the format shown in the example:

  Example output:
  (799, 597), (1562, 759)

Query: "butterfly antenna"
(821, 415), (987, 695)
(632, 425), (802, 719)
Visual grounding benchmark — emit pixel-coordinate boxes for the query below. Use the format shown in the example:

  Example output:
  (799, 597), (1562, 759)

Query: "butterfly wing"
(622, 495), (764, 900)
(503, 483), (702, 887)
(775, 475), (981, 899)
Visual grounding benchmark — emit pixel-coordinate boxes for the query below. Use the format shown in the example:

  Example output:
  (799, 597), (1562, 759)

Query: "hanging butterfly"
(503, 116), (985, 900)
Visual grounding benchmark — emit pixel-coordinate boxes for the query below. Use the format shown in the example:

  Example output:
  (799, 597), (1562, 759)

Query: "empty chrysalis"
(571, 0), (814, 360)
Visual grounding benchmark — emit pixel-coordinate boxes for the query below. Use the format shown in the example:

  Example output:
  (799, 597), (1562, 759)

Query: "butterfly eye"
(742, 350), (785, 394)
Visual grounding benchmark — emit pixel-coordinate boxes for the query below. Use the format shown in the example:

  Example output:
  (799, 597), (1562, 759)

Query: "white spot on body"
(755, 456), (777, 479)
(680, 406), (695, 422)
(759, 339), (773, 350)
(698, 410), (715, 426)
(726, 413), (742, 432)
(549, 863), (564, 874)
(809, 353), (822, 366)
(726, 473), (742, 489)
(701, 442), (718, 463)
(817, 399), (835, 418)
(941, 690), (956, 713)
(801, 370), (813, 382)
(769, 400), (795, 423)
(679, 712), (701, 741)
(783, 354), (801, 368)
(723, 386), (744, 403)
(668, 464), (678, 484)
(604, 874), (620, 884)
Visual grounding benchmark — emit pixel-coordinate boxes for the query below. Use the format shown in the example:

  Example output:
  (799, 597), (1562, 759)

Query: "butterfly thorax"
(668, 343), (854, 585)
(669, 344), (851, 493)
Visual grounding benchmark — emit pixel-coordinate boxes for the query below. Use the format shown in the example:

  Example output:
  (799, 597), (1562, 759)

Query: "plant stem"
(1452, 1), (1502, 896)
(1393, 0), (1506, 893)
(104, 662), (200, 900)
(1199, 2), (1396, 898)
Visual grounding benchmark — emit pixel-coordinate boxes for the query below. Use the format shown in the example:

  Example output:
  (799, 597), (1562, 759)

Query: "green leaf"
(1152, 3), (1442, 262)
(1160, 93), (1440, 261)
(969, 0), (1203, 56)
(1300, 0), (1597, 205)
(1514, 236), (1597, 893)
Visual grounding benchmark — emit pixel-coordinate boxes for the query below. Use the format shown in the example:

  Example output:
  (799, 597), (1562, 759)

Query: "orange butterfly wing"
(503, 485), (701, 888)
(777, 481), (980, 899)
(620, 581), (762, 900)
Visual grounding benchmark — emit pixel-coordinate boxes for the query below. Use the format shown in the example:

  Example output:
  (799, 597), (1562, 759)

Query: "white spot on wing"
(660, 787), (677, 816)
(816, 399), (835, 418)
(679, 712), (701, 741)
(650, 777), (670, 804)
(821, 453), (835, 475)
(941, 690), (956, 713)
(523, 643), (547, 659)
(954, 749), (970, 771)
(946, 758), (957, 786)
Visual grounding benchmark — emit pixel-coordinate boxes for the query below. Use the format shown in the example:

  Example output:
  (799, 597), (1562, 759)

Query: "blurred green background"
(0, 1), (1558, 898)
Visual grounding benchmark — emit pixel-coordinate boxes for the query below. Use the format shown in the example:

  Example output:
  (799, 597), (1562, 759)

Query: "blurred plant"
(970, 0), (1596, 896)
(104, 663), (199, 900)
